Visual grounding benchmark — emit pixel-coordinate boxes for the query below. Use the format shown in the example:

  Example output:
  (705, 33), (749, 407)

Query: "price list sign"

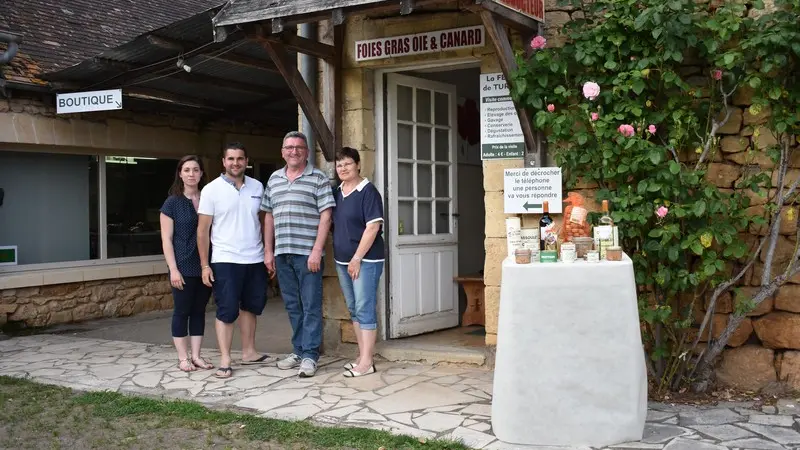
(480, 73), (524, 160)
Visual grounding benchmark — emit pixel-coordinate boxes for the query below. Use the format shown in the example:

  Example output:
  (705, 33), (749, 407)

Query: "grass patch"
(1, 376), (470, 449)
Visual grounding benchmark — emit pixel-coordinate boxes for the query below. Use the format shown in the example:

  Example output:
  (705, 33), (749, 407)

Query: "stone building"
(3, 0), (796, 392)
(211, 0), (800, 391)
(0, 0), (296, 328)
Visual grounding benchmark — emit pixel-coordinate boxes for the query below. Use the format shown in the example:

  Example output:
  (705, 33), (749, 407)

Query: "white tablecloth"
(491, 254), (647, 447)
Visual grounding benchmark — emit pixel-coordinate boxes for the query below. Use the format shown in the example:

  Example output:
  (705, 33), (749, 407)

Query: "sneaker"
(298, 358), (317, 378)
(277, 353), (301, 370)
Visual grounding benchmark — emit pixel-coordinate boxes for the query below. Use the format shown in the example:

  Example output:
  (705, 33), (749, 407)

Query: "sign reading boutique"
(354, 25), (485, 62)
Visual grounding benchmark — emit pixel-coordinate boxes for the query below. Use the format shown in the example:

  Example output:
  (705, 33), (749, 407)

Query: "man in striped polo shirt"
(262, 131), (335, 378)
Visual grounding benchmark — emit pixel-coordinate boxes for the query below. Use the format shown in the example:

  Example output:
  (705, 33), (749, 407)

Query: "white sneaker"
(277, 353), (301, 370)
(298, 358), (317, 378)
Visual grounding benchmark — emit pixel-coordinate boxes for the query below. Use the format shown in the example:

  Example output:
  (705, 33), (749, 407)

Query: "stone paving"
(2, 335), (800, 449)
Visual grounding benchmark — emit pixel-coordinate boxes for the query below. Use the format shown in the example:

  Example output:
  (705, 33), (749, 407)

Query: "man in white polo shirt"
(197, 142), (270, 379)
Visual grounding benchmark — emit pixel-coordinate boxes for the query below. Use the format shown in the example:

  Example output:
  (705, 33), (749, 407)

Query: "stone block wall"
(0, 275), (172, 329)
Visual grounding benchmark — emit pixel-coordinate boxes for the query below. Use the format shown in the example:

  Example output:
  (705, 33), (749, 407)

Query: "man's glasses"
(282, 145), (308, 152)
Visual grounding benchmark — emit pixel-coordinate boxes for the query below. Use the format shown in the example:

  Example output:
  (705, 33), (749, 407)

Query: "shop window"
(0, 151), (99, 265)
(105, 156), (179, 258)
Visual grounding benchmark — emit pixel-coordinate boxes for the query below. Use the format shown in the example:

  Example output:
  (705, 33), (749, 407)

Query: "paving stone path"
(2, 335), (800, 449)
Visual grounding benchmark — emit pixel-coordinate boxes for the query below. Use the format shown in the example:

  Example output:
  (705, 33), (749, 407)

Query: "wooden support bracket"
(255, 32), (336, 161)
(479, 9), (540, 166)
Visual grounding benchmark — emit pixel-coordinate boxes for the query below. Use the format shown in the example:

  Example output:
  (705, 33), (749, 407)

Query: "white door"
(386, 73), (459, 338)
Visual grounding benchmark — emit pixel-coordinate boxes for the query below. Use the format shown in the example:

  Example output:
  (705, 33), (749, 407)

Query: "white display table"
(491, 253), (647, 447)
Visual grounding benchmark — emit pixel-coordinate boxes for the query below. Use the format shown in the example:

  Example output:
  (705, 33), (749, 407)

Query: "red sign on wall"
(495, 0), (545, 23)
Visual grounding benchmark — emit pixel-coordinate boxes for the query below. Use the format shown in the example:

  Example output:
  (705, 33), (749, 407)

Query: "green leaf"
(632, 79), (646, 95)
(535, 112), (547, 128)
(723, 53), (735, 65)
(515, 78), (527, 97)
(704, 264), (717, 277)
(668, 246), (679, 262)
(531, 97), (543, 109)
(769, 87), (782, 100)
(749, 77), (762, 89)
(649, 150), (662, 165)
(652, 28), (663, 40)
(578, 134), (588, 145)
(604, 60), (618, 70)
(669, 160), (680, 175)
(691, 241), (704, 256)
(649, 228), (664, 238)
(694, 200), (707, 216)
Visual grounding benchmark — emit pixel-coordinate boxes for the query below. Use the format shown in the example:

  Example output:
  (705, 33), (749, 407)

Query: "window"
(0, 151), (99, 265)
(105, 156), (178, 258)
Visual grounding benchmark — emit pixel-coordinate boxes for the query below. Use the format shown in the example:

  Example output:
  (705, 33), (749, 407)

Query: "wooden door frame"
(373, 58), (481, 340)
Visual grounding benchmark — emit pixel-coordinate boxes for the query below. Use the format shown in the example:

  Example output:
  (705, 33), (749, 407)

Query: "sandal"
(214, 367), (233, 379)
(192, 355), (214, 370)
(343, 364), (376, 378)
(178, 358), (195, 372)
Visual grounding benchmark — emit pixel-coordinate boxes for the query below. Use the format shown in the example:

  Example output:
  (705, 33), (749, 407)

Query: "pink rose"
(591, 112), (599, 121)
(530, 36), (547, 50)
(656, 206), (669, 218)
(712, 69), (723, 80)
(618, 124), (635, 137)
(582, 81), (600, 101)
(547, 103), (555, 112)
(648, 124), (657, 134)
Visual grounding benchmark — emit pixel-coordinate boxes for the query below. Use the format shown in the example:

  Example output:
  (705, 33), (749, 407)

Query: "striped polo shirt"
(261, 164), (335, 256)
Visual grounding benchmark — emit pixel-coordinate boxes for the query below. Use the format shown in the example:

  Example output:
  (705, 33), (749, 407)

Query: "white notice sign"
(57, 89), (122, 114)
(354, 25), (485, 62)
(480, 72), (524, 160)
(504, 167), (563, 214)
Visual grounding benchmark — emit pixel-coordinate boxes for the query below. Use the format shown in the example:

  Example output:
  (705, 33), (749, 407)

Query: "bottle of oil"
(594, 200), (615, 259)
(539, 201), (556, 251)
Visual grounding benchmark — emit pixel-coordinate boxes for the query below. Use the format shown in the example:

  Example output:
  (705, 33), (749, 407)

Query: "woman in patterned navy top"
(160, 155), (214, 372)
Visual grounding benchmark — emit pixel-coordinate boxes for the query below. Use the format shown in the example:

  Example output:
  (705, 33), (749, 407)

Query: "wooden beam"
(266, 33), (337, 61)
(145, 34), (280, 73)
(477, 0), (541, 32)
(320, 20), (344, 159)
(255, 34), (336, 161)
(164, 72), (292, 99)
(332, 8), (346, 26)
(124, 87), (224, 110)
(479, 10), (541, 166)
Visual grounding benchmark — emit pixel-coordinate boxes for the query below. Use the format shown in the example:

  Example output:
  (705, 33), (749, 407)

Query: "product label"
(540, 250), (558, 263)
(541, 224), (558, 250)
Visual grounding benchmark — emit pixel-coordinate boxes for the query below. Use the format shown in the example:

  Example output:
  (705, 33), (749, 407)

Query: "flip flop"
(241, 354), (271, 365)
(214, 367), (233, 379)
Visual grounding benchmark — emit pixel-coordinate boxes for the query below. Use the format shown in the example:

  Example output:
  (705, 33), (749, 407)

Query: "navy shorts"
(211, 262), (268, 324)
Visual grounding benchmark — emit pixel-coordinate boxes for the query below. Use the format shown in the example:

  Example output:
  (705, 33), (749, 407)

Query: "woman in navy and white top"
(332, 147), (385, 378)
(159, 155), (214, 373)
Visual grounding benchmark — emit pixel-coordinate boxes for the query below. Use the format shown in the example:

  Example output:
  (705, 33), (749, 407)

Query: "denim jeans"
(275, 254), (324, 362)
(335, 261), (384, 330)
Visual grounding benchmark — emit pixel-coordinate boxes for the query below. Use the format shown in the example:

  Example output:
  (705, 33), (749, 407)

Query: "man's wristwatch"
(202, 265), (211, 270)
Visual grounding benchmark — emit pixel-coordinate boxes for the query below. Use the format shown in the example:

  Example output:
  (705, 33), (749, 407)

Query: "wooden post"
(480, 9), (541, 166)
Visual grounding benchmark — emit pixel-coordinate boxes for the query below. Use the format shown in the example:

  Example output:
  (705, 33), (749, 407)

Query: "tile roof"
(0, 45), (47, 86)
(0, 0), (225, 81)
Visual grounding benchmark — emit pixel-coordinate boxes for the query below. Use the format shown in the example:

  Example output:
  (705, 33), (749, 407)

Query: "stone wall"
(0, 275), (172, 329)
(694, 84), (800, 392)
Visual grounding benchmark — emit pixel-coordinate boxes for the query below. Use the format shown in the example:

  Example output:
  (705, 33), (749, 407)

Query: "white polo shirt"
(198, 174), (265, 264)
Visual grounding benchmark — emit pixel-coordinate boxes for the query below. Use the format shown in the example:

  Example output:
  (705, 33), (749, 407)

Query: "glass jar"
(606, 246), (623, 261)
(586, 250), (600, 262)
(572, 237), (594, 259)
(515, 248), (532, 264)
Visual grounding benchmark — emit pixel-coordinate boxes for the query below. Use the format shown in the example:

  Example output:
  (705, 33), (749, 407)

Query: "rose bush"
(509, 0), (799, 391)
